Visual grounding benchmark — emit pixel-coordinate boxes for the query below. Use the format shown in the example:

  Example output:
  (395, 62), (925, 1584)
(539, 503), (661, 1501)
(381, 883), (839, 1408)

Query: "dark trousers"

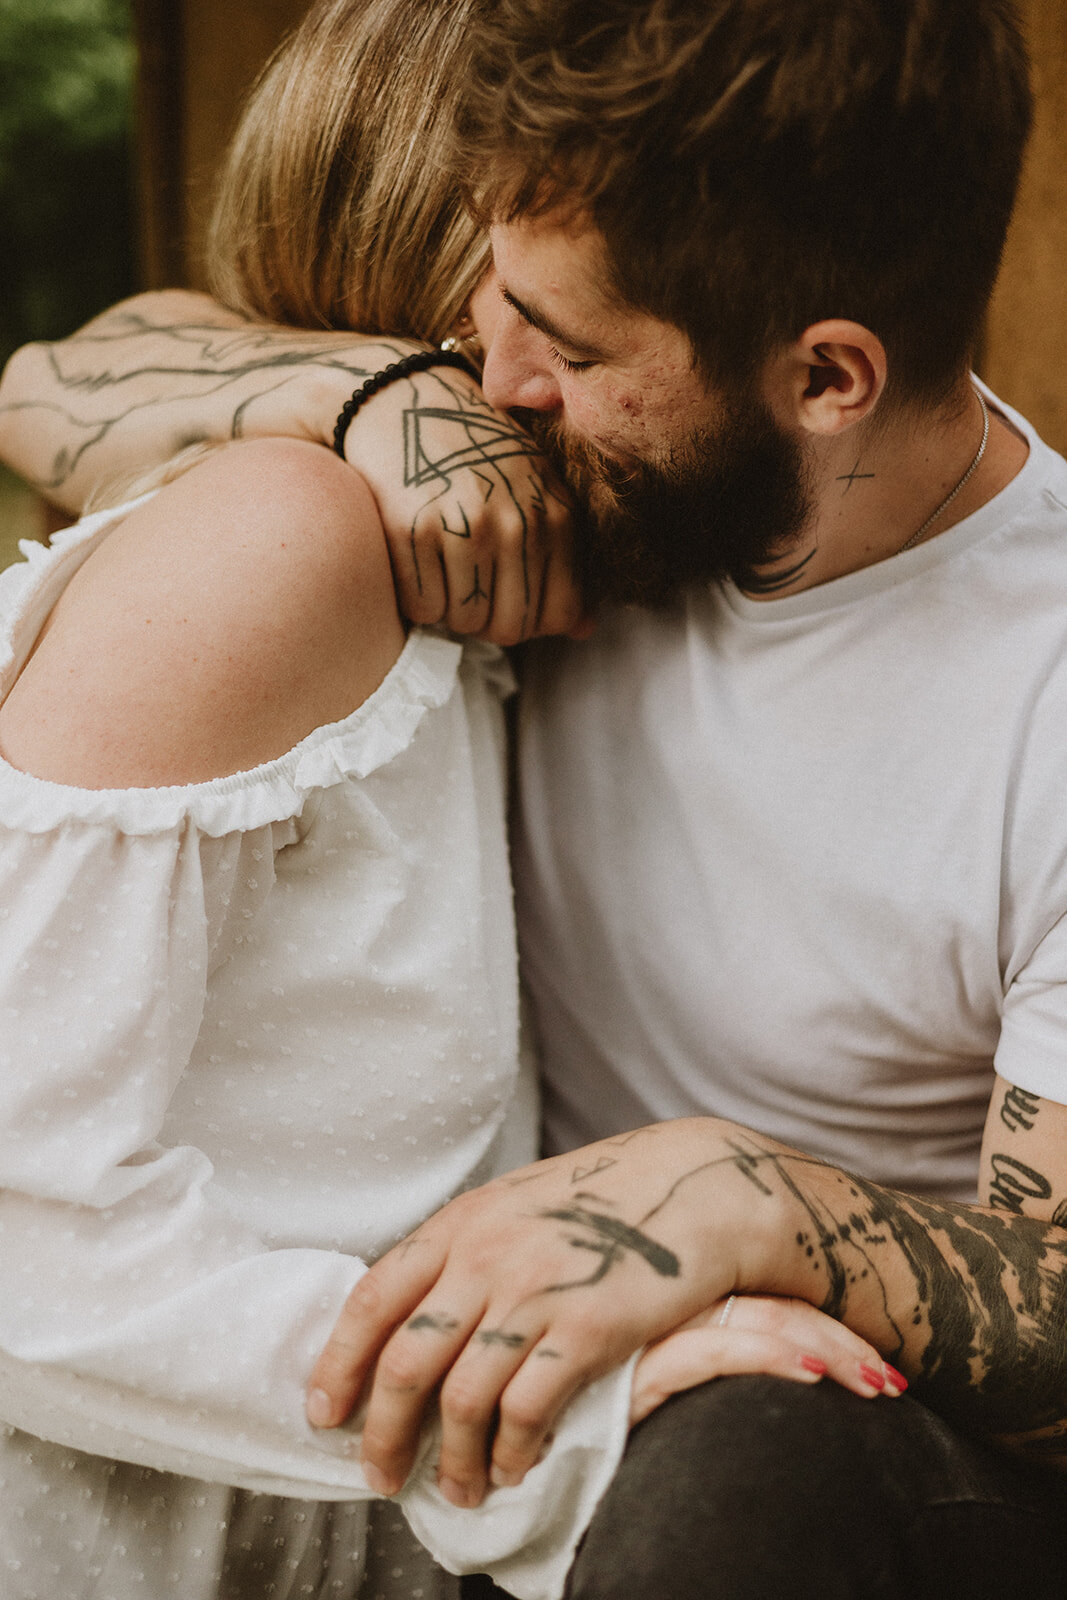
(462, 1375), (1067, 1600)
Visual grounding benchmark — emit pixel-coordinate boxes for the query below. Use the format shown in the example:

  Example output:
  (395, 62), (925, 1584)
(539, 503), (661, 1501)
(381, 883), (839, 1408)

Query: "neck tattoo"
(898, 387), (990, 555)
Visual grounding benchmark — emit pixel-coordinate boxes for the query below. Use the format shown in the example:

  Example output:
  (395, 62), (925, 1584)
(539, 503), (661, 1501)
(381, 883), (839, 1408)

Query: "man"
(3, 2), (1067, 1595)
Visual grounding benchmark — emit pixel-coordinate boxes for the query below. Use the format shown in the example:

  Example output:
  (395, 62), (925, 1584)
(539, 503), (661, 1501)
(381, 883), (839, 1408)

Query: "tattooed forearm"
(721, 1138), (1067, 1453)
(0, 295), (449, 514)
(527, 1119), (1067, 1466)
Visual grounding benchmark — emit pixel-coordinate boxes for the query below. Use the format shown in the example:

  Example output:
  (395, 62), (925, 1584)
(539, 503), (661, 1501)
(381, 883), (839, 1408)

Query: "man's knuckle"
(440, 1380), (493, 1429)
(376, 1347), (430, 1394)
(498, 1394), (548, 1437)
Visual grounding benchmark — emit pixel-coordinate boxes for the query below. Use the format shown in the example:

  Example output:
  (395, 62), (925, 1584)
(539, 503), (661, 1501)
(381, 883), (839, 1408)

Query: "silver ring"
(718, 1294), (738, 1329)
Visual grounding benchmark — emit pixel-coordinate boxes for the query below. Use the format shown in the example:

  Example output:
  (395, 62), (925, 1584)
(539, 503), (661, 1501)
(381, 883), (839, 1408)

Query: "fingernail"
(859, 1363), (886, 1390)
(363, 1462), (397, 1497)
(884, 1363), (909, 1393)
(306, 1388), (335, 1428)
(799, 1355), (827, 1375)
(439, 1476), (481, 1508)
(490, 1464), (525, 1488)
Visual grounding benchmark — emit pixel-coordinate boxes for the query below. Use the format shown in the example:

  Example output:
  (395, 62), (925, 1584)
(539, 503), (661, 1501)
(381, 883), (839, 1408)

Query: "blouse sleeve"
(0, 815), (376, 1496)
(0, 811), (633, 1600)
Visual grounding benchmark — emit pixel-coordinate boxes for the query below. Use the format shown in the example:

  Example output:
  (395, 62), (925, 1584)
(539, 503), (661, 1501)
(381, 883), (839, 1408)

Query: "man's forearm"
(734, 1131), (1067, 1463)
(0, 290), (411, 512)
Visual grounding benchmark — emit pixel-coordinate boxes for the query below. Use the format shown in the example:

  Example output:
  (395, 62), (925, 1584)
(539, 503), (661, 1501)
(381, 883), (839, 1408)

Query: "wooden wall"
(981, 0), (1067, 452)
(132, 0), (1067, 451)
(132, 0), (311, 290)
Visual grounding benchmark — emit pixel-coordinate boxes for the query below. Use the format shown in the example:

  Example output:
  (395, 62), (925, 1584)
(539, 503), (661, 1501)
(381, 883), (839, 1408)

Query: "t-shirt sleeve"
(995, 906), (1067, 1106)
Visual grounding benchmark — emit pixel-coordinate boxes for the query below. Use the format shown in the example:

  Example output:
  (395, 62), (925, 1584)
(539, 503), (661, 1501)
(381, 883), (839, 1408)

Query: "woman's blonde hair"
(87, 0), (488, 509)
(207, 0), (488, 345)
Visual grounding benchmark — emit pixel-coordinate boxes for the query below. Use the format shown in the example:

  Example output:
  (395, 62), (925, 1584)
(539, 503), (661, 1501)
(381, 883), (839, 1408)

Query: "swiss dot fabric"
(0, 504), (632, 1600)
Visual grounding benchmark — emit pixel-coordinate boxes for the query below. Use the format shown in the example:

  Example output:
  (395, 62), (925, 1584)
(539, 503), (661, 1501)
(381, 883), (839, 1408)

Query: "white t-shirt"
(0, 504), (631, 1600)
(516, 390), (1067, 1202)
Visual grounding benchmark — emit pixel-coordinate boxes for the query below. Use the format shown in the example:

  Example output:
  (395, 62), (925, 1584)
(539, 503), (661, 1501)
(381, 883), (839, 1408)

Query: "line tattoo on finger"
(476, 1329), (528, 1350)
(407, 1312), (461, 1335)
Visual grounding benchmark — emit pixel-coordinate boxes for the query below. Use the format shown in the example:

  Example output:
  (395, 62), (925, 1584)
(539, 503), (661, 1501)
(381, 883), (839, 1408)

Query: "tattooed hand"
(309, 1104), (1067, 1505)
(306, 1119), (792, 1506)
(338, 362), (581, 644)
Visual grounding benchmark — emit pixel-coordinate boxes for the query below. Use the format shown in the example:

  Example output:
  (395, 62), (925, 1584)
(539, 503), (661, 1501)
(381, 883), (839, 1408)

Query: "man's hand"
(340, 363), (582, 644)
(306, 1120), (774, 1507)
(308, 1103), (1067, 1504)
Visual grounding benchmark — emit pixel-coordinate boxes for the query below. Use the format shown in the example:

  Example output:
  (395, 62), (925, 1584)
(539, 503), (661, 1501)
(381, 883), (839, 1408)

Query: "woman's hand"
(630, 1294), (907, 1426)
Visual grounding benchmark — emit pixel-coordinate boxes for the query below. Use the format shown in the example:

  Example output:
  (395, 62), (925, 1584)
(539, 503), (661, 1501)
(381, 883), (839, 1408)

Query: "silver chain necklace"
(898, 387), (990, 554)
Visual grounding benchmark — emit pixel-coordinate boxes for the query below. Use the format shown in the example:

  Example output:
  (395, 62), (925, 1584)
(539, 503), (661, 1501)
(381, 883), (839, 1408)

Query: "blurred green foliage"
(0, 0), (136, 369)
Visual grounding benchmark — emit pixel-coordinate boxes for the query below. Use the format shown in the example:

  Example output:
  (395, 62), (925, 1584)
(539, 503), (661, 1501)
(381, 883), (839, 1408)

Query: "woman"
(0, 3), (897, 1598)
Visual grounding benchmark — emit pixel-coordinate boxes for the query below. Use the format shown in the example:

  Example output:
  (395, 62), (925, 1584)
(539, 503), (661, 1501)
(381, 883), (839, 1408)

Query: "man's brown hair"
(460, 0), (1032, 407)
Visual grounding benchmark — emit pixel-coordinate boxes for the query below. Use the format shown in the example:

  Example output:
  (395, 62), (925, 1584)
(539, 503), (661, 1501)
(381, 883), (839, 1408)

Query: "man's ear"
(769, 320), (888, 437)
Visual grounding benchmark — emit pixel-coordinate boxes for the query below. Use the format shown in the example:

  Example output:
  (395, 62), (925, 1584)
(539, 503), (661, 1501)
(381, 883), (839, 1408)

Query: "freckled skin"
(482, 216), (718, 465)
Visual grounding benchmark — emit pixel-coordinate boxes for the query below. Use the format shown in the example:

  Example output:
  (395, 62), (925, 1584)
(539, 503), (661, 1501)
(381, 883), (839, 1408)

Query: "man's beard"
(528, 394), (813, 610)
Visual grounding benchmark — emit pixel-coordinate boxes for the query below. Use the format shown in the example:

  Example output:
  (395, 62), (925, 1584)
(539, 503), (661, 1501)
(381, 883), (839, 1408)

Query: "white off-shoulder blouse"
(0, 504), (631, 1600)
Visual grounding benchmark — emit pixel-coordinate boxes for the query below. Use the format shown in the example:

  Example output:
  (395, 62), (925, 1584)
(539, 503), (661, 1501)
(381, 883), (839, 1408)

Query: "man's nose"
(480, 314), (563, 413)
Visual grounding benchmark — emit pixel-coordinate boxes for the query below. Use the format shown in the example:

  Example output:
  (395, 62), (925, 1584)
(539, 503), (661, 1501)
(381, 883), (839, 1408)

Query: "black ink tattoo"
(476, 1329), (528, 1350)
(987, 1153), (1053, 1214)
(744, 549), (816, 595)
(1, 314), (395, 493)
(836, 460), (876, 493)
(540, 1205), (680, 1291)
(571, 1157), (618, 1183)
(999, 1083), (1041, 1134)
(407, 1312), (460, 1335)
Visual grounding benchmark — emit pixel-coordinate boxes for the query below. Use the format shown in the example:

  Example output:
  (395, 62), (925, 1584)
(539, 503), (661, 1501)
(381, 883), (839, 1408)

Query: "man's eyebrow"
(501, 287), (611, 362)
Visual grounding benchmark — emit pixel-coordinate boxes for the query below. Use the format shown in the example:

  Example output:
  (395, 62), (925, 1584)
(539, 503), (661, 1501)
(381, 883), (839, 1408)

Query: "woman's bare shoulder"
(0, 439), (406, 790)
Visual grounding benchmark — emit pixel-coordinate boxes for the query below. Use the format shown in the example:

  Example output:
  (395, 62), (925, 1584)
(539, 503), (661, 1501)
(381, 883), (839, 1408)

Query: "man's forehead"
(488, 213), (685, 363)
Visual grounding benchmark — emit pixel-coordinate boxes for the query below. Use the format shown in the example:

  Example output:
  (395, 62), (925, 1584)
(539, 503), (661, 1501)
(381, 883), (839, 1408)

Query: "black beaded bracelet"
(331, 348), (480, 457)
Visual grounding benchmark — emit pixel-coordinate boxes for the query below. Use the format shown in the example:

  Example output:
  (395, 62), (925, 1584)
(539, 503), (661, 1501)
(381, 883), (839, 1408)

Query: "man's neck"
(747, 383), (1030, 599)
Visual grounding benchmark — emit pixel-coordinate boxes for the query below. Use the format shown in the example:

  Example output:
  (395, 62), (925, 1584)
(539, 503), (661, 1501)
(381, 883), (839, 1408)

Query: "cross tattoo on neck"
(837, 461), (876, 493)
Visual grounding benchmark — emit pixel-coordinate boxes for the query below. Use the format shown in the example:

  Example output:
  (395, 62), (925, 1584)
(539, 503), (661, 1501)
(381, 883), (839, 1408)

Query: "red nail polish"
(884, 1364), (909, 1392)
(859, 1363), (886, 1390)
(800, 1354), (828, 1375)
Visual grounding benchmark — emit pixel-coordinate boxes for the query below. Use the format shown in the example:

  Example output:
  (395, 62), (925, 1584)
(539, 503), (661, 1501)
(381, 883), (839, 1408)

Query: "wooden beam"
(131, 0), (187, 288)
(981, 0), (1067, 451)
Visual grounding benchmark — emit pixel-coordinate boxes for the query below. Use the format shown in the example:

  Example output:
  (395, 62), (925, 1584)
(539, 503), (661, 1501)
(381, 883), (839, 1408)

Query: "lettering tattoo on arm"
(999, 1083), (1041, 1133)
(987, 1153), (1053, 1214)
